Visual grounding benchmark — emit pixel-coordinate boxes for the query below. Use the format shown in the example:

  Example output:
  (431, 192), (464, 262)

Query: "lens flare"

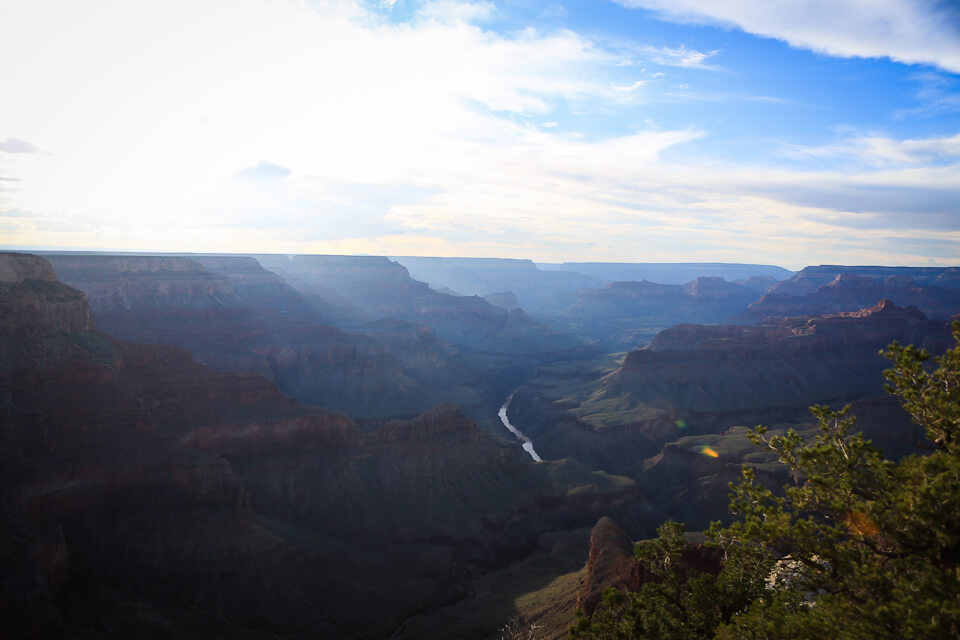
(845, 511), (880, 538)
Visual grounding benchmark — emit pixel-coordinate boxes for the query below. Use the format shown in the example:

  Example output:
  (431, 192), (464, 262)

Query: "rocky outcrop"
(575, 517), (723, 616)
(0, 252), (60, 283)
(577, 517), (636, 615)
(0, 253), (92, 337)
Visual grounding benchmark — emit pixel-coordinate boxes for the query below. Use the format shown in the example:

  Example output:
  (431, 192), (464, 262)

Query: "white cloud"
(620, 45), (719, 69)
(0, 137), (38, 154)
(784, 132), (960, 167)
(237, 161), (292, 181)
(648, 44), (718, 68)
(614, 80), (647, 92)
(616, 0), (960, 73)
(0, 0), (617, 226)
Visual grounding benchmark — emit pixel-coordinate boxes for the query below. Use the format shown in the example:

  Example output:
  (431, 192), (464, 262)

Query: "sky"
(0, 0), (958, 269)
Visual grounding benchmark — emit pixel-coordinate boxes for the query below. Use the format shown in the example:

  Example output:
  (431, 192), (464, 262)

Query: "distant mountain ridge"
(391, 256), (603, 308)
(741, 266), (960, 322)
(549, 276), (774, 350)
(771, 264), (960, 295)
(538, 262), (794, 285)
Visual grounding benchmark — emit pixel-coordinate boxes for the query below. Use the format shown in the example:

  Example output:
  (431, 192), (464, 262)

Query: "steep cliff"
(0, 253), (93, 337)
(44, 254), (478, 419)
(507, 301), (952, 474)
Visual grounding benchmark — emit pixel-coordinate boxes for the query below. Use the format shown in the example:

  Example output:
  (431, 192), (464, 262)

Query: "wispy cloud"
(0, 137), (38, 154)
(783, 132), (960, 168)
(744, 95), (791, 104)
(619, 44), (720, 70)
(647, 44), (718, 68)
(539, 3), (566, 22)
(236, 161), (292, 181)
(894, 72), (960, 119)
(614, 80), (647, 92)
(615, 0), (960, 73)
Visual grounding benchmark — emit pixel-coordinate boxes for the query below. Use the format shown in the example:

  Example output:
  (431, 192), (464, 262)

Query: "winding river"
(498, 394), (542, 462)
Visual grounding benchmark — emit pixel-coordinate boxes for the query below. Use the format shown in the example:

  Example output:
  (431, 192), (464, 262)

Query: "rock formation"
(575, 517), (723, 616)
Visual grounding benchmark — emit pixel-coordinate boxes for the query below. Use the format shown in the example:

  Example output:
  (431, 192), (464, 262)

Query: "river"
(498, 395), (542, 462)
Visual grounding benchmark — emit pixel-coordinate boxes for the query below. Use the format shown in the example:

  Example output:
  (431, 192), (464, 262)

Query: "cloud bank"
(616, 0), (960, 73)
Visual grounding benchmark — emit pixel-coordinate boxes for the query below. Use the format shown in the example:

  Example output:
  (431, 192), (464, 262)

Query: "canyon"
(3, 251), (959, 638)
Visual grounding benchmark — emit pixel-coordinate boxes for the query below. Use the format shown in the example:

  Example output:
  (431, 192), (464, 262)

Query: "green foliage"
(569, 520), (772, 640)
(571, 323), (960, 639)
(883, 322), (960, 453)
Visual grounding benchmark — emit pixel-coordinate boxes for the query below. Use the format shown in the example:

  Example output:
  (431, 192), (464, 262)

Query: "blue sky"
(0, 0), (958, 268)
